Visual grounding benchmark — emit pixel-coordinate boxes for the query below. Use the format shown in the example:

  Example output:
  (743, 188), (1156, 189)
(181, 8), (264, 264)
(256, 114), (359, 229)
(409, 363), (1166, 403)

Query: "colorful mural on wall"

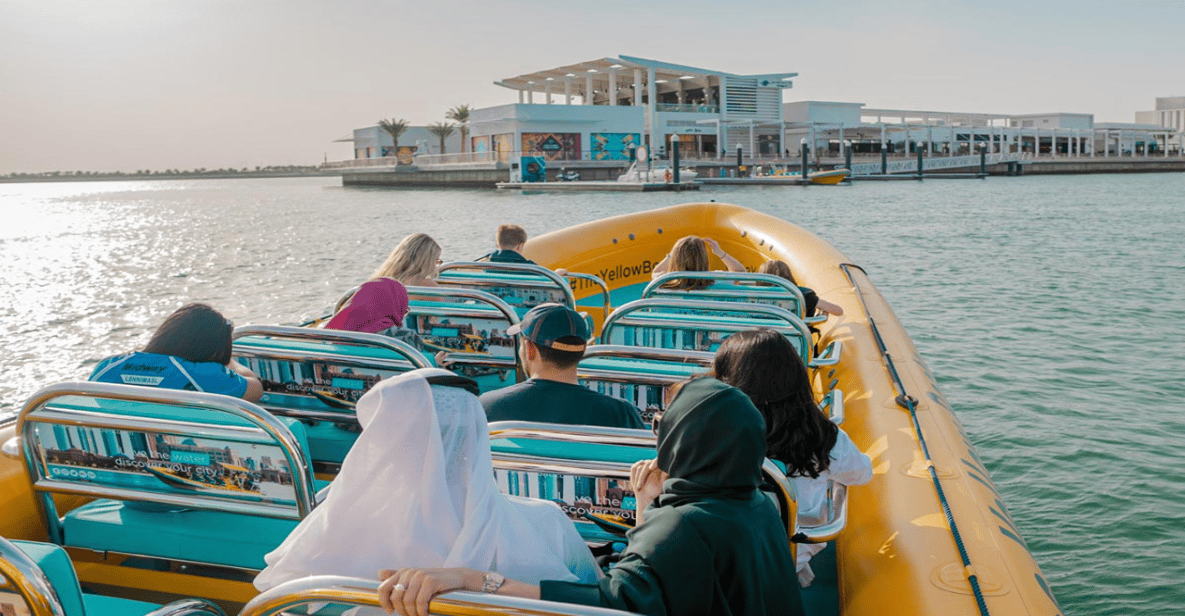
(493, 134), (514, 163)
(522, 133), (581, 161)
(591, 133), (641, 161)
(472, 136), (490, 154)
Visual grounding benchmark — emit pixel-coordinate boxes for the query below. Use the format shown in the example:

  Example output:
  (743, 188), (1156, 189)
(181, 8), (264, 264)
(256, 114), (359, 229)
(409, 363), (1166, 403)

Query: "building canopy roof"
(494, 55), (795, 102)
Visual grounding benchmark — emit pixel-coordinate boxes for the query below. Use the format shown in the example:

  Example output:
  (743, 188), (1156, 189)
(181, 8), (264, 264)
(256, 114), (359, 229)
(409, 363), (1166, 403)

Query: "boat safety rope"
(840, 264), (992, 616)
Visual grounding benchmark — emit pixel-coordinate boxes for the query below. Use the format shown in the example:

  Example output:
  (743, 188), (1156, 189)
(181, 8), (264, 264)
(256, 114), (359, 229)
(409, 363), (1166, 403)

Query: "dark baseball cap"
(506, 303), (589, 352)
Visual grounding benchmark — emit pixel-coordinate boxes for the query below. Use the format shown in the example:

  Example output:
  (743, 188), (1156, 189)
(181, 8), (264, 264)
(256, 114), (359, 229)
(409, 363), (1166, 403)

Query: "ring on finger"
(394, 583), (406, 592)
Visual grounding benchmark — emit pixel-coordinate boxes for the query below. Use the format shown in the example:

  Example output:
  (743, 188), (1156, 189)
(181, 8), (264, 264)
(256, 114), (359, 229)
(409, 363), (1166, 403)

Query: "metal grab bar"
(644, 271), (805, 302)
(17, 382), (319, 544)
(563, 272), (612, 326)
(489, 421), (656, 447)
(581, 344), (714, 366)
(439, 260), (576, 306)
(0, 536), (66, 616)
(233, 324), (430, 369)
(405, 286), (522, 326)
(240, 575), (639, 616)
(0, 537), (227, 616)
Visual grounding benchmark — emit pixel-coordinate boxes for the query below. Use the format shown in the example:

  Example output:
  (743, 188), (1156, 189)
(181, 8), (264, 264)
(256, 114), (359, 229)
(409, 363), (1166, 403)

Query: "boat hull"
(526, 202), (1060, 616)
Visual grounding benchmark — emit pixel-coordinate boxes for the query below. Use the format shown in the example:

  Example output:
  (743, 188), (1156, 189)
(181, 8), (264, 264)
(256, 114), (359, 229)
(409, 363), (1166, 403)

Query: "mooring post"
(672, 139), (681, 184)
(735, 144), (743, 177)
(801, 139), (809, 180)
(980, 144), (988, 176)
(844, 139), (852, 171)
(881, 142), (888, 175)
(916, 142), (924, 179)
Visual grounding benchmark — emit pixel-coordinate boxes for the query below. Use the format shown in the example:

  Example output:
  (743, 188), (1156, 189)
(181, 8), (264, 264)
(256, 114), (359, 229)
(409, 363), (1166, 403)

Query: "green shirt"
(480, 378), (644, 429)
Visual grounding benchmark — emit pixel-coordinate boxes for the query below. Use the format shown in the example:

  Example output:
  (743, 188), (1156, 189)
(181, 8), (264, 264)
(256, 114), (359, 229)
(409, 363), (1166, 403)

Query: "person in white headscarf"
(253, 368), (600, 591)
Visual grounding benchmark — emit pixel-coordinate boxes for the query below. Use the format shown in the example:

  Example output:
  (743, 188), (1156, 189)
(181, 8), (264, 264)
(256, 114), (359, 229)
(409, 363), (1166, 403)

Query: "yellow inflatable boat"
(0, 202), (1059, 616)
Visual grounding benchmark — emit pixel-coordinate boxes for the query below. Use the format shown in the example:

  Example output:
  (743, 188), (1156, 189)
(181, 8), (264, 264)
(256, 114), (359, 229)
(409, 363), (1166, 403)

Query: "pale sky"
(2, 0), (1181, 173)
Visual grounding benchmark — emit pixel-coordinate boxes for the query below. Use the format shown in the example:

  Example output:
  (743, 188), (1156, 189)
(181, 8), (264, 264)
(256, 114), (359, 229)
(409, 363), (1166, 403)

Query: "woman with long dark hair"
(711, 328), (871, 586)
(89, 303), (262, 401)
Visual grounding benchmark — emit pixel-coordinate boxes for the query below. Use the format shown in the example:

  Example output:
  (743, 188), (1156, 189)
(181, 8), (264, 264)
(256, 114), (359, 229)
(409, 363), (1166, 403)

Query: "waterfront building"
(342, 125), (462, 163)
(786, 102), (1182, 158)
(1135, 96), (1185, 153)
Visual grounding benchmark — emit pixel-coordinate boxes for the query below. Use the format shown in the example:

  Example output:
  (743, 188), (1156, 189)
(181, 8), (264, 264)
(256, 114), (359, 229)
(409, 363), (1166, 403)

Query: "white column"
(647, 66), (657, 155)
(545, 79), (553, 105)
(748, 122), (755, 158)
(527, 87), (534, 104)
(880, 123), (886, 152)
(518, 89), (524, 104)
(585, 73), (594, 105)
(838, 124), (845, 157)
(1166, 132), (1171, 157)
(609, 70), (617, 106)
(1051, 131), (1057, 158)
(564, 77), (572, 105)
(927, 125), (933, 156)
(634, 69), (643, 109)
(1091, 130), (1096, 157)
(1144, 132), (1149, 157)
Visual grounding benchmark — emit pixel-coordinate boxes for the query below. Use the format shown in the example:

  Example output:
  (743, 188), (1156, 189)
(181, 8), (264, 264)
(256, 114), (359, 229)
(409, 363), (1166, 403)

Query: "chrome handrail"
(17, 382), (318, 545)
(405, 286), (522, 327)
(563, 272), (612, 327)
(0, 536), (66, 616)
(601, 298), (812, 362)
(143, 599), (226, 616)
(240, 575), (639, 616)
(796, 483), (849, 544)
(489, 421), (656, 447)
(438, 261), (576, 308)
(580, 344), (714, 366)
(233, 324), (430, 369)
(643, 271), (803, 300)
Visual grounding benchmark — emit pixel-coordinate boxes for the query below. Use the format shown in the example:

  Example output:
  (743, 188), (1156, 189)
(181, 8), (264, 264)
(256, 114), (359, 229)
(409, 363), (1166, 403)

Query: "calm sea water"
(2, 174), (1182, 614)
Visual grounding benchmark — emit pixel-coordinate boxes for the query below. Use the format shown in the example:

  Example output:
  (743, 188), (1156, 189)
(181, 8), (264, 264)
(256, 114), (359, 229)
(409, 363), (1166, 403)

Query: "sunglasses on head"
(650, 411), (663, 437)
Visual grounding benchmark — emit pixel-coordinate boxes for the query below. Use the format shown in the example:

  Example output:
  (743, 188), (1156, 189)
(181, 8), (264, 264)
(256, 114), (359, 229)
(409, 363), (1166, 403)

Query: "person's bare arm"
(704, 238), (745, 272)
(815, 298), (844, 316)
(630, 458), (667, 525)
(378, 567), (540, 616)
(651, 254), (672, 279)
(227, 361), (263, 402)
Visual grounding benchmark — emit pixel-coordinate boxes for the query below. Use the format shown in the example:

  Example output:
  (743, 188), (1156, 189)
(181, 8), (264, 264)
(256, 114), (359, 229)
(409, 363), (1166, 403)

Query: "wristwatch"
(481, 571), (506, 594)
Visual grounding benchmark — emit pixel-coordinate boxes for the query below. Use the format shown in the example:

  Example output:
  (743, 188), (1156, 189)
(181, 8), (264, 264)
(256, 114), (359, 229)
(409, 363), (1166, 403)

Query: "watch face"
(483, 571), (506, 593)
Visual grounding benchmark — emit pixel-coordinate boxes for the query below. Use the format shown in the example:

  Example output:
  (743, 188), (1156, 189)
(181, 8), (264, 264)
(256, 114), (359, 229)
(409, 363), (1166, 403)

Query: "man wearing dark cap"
(481, 304), (644, 429)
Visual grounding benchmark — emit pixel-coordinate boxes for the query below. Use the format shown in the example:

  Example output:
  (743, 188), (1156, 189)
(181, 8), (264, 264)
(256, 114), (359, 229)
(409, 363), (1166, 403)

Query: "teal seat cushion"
(82, 594), (161, 616)
(11, 540), (86, 616)
(489, 438), (653, 464)
(62, 499), (299, 570)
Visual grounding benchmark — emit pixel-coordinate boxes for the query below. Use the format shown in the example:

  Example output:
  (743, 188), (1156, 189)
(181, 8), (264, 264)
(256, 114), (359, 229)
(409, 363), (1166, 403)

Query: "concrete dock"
(495, 180), (699, 191)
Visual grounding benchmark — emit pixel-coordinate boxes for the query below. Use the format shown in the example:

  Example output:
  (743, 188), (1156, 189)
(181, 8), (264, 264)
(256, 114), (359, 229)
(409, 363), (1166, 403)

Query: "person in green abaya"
(377, 377), (805, 616)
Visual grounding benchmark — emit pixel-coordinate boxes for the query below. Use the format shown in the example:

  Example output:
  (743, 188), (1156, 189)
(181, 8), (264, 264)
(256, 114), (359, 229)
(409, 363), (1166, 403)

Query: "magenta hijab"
(325, 278), (410, 334)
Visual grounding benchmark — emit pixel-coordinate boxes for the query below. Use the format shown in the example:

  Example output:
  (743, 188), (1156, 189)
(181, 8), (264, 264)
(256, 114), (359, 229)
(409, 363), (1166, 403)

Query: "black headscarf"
(655, 377), (767, 506)
(541, 377), (803, 616)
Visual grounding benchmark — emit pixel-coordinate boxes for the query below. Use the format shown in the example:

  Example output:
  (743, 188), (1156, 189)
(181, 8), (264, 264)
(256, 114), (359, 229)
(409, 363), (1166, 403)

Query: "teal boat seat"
(62, 500), (299, 571)
(3, 538), (220, 616)
(233, 325), (430, 468)
(643, 271), (825, 324)
(576, 346), (712, 426)
(17, 382), (320, 580)
(437, 262), (577, 314)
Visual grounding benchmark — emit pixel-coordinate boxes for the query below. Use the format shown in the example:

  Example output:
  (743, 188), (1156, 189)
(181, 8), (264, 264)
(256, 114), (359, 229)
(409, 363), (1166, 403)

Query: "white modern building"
(784, 102), (1181, 158)
(466, 56), (796, 162)
(342, 125), (463, 163)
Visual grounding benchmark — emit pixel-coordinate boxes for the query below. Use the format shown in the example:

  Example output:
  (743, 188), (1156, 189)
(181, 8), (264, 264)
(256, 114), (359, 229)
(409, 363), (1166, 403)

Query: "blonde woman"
(374, 233), (442, 288)
(651, 235), (745, 290)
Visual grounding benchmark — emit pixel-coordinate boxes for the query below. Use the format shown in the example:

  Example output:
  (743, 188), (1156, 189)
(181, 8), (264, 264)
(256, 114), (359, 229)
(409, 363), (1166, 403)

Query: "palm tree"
(445, 104), (472, 154)
(427, 122), (456, 154)
(377, 118), (409, 157)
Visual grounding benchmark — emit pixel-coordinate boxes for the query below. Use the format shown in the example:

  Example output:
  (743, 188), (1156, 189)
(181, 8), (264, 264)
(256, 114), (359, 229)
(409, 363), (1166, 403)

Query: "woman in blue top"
(89, 303), (263, 401)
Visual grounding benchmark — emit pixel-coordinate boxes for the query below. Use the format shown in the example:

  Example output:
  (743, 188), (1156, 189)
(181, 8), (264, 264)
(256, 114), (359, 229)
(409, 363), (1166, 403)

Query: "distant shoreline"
(0, 170), (341, 184)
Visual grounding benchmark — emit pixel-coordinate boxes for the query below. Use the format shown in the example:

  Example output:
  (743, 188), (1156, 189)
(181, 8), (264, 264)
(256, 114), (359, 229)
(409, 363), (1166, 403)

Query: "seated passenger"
(711, 328), (872, 586)
(375, 233), (443, 288)
(89, 303), (262, 402)
(758, 259), (843, 317)
(480, 224), (536, 264)
(326, 277), (422, 348)
(480, 304), (643, 429)
(254, 368), (599, 591)
(378, 377), (804, 616)
(650, 235), (746, 290)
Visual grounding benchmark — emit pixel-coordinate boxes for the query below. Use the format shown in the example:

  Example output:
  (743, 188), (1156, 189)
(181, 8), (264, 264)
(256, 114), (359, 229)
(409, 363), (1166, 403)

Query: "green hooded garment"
(540, 377), (804, 616)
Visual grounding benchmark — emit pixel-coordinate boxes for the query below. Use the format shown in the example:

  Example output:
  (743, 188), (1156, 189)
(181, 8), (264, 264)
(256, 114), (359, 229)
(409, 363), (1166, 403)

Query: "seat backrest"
(232, 325), (429, 423)
(643, 271), (821, 323)
(601, 298), (814, 363)
(0, 537), (227, 616)
(17, 382), (319, 544)
(487, 423), (798, 539)
(239, 575), (638, 616)
(404, 287), (523, 391)
(576, 345), (713, 426)
(437, 261), (576, 313)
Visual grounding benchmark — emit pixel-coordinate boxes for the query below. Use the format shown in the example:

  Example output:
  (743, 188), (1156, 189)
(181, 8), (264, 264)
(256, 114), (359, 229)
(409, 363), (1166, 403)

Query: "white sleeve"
(827, 429), (873, 487)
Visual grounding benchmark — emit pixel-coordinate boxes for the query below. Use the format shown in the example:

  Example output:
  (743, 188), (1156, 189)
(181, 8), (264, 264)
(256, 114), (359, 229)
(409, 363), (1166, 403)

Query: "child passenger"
(650, 235), (746, 290)
(89, 303), (262, 401)
(480, 224), (536, 264)
(711, 328), (871, 586)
